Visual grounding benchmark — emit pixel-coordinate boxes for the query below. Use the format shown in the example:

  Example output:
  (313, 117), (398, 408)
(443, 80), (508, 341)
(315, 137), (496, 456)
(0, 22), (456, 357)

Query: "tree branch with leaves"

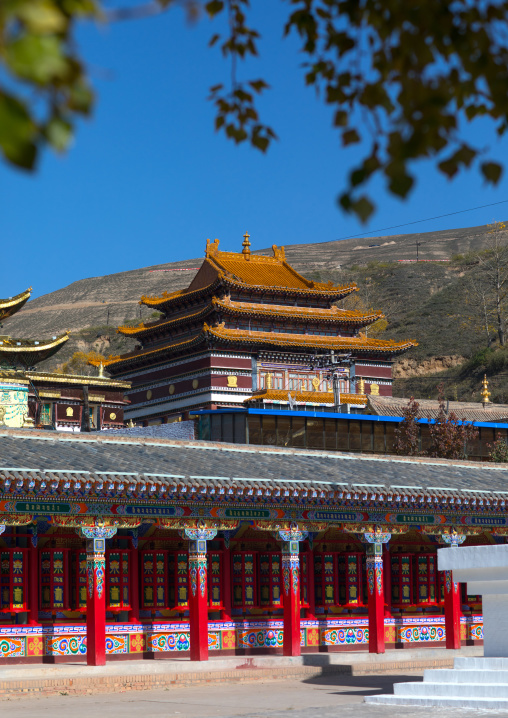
(2, 0), (508, 221)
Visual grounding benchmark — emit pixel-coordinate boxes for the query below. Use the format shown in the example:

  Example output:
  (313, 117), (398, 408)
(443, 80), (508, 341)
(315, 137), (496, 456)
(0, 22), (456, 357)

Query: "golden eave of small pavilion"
(0, 288), (32, 322)
(0, 333), (69, 355)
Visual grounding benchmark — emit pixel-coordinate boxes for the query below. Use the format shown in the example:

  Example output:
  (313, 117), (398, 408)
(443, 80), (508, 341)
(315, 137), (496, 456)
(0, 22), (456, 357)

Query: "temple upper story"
(110, 237), (416, 367)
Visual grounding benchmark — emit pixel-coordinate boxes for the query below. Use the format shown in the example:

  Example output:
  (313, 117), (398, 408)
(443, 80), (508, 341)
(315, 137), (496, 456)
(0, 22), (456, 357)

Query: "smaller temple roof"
(0, 288), (31, 323)
(368, 395), (508, 422)
(118, 304), (212, 338)
(244, 388), (367, 406)
(213, 297), (383, 325)
(0, 333), (70, 368)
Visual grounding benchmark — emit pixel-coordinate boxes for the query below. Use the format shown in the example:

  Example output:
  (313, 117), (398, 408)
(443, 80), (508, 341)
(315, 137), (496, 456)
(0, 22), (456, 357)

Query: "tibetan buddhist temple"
(106, 236), (416, 424)
(0, 250), (497, 675)
(0, 288), (130, 432)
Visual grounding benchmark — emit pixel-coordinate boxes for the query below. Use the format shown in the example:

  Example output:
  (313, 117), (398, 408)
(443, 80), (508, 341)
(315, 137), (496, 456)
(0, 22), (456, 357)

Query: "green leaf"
(45, 116), (73, 152)
(67, 80), (94, 115)
(17, 1), (67, 33)
(438, 158), (459, 179)
(0, 93), (37, 169)
(205, 0), (224, 17)
(388, 171), (414, 198)
(333, 110), (348, 127)
(251, 133), (269, 152)
(342, 129), (360, 146)
(6, 35), (69, 84)
(338, 193), (352, 211)
(248, 79), (269, 93)
(351, 196), (375, 223)
(481, 161), (503, 184)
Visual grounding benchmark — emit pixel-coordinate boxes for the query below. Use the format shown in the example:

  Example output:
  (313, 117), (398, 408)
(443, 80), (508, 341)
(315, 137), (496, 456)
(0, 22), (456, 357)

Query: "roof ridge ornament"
(272, 245), (285, 261)
(242, 232), (251, 259)
(206, 238), (220, 258)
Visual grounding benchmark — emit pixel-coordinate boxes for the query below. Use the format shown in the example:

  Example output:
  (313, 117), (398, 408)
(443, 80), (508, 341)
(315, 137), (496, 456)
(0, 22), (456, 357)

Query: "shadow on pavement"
(302, 672), (423, 696)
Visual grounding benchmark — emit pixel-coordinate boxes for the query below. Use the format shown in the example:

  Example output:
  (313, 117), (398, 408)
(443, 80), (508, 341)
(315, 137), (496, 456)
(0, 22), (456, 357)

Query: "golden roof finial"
(265, 372), (272, 389)
(242, 231), (251, 259)
(482, 374), (491, 405)
(358, 377), (365, 395)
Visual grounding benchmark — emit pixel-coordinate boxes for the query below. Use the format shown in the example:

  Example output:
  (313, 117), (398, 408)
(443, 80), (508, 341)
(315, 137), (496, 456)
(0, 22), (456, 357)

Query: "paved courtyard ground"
(2, 673), (506, 718)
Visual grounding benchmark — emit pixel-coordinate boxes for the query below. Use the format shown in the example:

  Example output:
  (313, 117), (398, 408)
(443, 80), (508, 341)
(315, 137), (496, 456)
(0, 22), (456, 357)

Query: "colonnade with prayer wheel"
(0, 516), (495, 665)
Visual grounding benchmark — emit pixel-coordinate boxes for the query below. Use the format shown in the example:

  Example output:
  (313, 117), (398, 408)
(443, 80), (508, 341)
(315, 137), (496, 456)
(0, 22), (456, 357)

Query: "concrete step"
(366, 695), (508, 709)
(455, 656), (508, 670)
(394, 681), (508, 698)
(424, 668), (508, 684)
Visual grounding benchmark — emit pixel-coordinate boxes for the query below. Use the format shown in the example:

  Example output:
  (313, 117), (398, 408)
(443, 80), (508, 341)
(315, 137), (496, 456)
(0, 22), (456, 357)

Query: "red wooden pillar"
(28, 542), (39, 625)
(364, 531), (391, 654)
(441, 532), (466, 650)
(306, 546), (316, 620)
(221, 546), (232, 621)
(278, 524), (307, 657)
(383, 544), (392, 618)
(129, 546), (140, 623)
(184, 525), (217, 661)
(79, 526), (117, 667)
(444, 571), (462, 649)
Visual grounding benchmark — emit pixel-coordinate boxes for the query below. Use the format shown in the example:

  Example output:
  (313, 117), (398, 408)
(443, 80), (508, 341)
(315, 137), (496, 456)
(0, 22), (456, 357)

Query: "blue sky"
(2, 1), (508, 300)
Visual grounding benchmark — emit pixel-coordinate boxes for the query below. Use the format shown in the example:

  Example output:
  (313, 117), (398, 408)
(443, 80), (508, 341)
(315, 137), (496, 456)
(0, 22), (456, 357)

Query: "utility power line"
(336, 199), (508, 242)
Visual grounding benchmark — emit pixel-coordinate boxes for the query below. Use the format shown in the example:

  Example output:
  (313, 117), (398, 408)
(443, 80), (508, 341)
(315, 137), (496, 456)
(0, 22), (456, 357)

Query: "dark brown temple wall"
(355, 365), (392, 379)
(128, 372), (252, 403)
(210, 356), (252, 369)
(126, 354), (252, 388)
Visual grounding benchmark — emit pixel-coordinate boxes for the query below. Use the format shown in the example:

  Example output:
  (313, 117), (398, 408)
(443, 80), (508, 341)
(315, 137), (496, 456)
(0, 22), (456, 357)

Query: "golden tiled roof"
(103, 332), (205, 368)
(245, 388), (367, 405)
(117, 305), (212, 337)
(141, 286), (202, 307)
(206, 239), (350, 291)
(213, 297), (383, 324)
(0, 288), (32, 323)
(118, 296), (382, 338)
(141, 240), (357, 308)
(204, 323), (417, 354)
(107, 318), (416, 370)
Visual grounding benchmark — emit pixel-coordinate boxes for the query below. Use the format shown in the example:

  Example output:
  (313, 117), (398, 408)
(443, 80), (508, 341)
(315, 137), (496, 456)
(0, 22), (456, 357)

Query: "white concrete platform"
(366, 657), (508, 709)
